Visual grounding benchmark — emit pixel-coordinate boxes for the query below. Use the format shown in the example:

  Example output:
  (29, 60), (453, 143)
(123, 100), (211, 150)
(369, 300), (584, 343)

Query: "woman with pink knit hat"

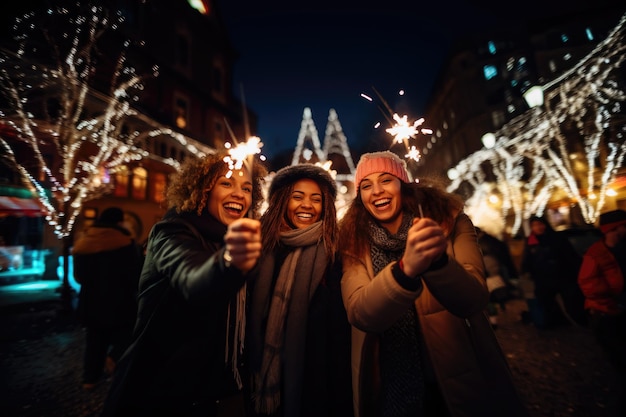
(338, 151), (528, 417)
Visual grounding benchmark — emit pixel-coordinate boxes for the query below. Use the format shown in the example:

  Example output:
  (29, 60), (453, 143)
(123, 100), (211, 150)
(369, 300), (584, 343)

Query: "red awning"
(0, 196), (45, 217)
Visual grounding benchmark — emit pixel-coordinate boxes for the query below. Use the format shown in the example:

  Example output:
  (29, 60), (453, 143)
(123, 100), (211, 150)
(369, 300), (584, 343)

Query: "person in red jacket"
(578, 209), (626, 416)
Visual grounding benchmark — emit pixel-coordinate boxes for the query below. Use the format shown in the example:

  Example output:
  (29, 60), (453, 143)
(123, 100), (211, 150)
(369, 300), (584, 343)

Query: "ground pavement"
(0, 286), (621, 417)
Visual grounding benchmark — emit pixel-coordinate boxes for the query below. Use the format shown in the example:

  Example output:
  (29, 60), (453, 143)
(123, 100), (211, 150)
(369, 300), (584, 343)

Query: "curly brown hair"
(337, 176), (464, 259)
(165, 150), (268, 218)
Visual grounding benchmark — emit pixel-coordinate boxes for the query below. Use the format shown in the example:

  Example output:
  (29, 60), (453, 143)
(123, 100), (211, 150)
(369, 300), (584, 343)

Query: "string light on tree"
(0, 4), (216, 308)
(447, 12), (626, 236)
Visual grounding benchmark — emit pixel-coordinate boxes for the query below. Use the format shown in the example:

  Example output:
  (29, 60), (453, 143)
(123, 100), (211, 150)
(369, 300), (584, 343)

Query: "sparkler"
(222, 85), (265, 179)
(223, 136), (264, 179)
(361, 87), (433, 167)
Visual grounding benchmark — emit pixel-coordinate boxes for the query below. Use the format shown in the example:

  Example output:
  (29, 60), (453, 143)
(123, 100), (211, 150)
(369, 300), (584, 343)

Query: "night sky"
(214, 0), (622, 161)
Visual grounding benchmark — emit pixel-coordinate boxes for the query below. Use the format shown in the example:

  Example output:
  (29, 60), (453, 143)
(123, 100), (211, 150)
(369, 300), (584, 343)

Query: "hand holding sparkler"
(223, 217), (262, 274)
(401, 211), (447, 278)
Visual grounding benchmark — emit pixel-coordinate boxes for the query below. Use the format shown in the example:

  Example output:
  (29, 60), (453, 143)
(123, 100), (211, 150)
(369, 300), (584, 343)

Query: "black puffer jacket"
(101, 209), (254, 417)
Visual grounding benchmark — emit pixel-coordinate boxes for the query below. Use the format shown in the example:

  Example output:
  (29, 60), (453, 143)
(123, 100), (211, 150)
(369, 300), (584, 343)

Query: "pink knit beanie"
(354, 151), (410, 189)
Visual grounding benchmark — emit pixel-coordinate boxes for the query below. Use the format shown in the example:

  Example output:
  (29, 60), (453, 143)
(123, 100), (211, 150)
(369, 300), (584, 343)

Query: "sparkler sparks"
(223, 136), (264, 178)
(361, 88), (432, 165)
(405, 145), (422, 163)
(386, 114), (424, 144)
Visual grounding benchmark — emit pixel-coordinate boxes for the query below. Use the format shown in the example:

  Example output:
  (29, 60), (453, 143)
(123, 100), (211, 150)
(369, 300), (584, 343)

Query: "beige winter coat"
(341, 212), (529, 417)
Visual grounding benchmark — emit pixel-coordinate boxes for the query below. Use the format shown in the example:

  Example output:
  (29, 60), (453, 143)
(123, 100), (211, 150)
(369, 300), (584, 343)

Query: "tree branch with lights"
(447, 12), (626, 236)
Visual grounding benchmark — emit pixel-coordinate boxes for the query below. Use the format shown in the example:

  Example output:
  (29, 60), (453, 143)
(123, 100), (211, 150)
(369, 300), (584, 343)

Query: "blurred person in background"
(248, 163), (353, 417)
(520, 215), (587, 329)
(71, 206), (142, 391)
(578, 209), (626, 417)
(101, 150), (267, 417)
(476, 227), (520, 329)
(338, 151), (528, 417)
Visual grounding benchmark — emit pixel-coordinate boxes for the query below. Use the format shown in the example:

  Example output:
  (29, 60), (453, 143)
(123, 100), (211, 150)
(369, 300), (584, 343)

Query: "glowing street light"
(523, 85), (544, 108)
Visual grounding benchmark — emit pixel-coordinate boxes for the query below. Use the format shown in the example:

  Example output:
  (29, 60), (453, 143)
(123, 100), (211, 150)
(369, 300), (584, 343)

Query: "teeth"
(374, 199), (390, 207)
(297, 213), (313, 218)
(224, 203), (243, 211)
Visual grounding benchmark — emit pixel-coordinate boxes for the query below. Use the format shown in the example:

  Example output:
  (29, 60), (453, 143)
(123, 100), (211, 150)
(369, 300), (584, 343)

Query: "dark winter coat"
(72, 224), (141, 328)
(101, 210), (254, 417)
(248, 248), (354, 417)
(520, 224), (581, 293)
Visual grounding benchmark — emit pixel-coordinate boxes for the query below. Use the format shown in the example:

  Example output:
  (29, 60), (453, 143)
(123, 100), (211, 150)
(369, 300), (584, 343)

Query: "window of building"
(506, 57), (515, 72)
(549, 60), (557, 73)
(487, 40), (496, 55)
(175, 97), (189, 129)
(132, 166), (147, 200)
(151, 172), (167, 204)
(491, 110), (505, 128)
(176, 33), (190, 68)
(483, 64), (498, 81)
(114, 166), (129, 197)
(585, 28), (594, 41)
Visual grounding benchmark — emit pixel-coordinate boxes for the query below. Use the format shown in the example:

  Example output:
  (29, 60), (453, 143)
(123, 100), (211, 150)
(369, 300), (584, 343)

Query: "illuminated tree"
(447, 13), (626, 237)
(0, 4), (158, 237)
(0, 4), (163, 307)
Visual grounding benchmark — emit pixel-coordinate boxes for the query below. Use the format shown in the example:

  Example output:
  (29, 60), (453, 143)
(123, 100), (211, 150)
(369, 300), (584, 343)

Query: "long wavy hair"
(165, 150), (268, 219)
(260, 174), (338, 263)
(338, 176), (464, 260)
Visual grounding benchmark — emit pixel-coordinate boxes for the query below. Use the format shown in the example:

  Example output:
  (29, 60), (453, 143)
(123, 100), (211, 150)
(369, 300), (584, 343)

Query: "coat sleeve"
(144, 221), (247, 311)
(420, 212), (489, 317)
(341, 213), (489, 333)
(341, 252), (423, 333)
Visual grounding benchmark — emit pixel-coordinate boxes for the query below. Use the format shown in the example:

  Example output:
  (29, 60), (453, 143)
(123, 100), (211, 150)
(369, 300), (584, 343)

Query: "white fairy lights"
(447, 12), (626, 236)
(0, 5), (207, 238)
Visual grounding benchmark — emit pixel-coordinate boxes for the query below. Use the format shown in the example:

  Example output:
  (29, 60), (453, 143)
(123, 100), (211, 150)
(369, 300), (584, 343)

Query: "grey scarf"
(250, 222), (329, 416)
(369, 213), (425, 417)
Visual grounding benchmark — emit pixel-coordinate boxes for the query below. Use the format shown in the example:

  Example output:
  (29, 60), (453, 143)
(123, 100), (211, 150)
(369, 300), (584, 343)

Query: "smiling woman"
(248, 163), (354, 417)
(101, 149), (268, 417)
(337, 151), (529, 417)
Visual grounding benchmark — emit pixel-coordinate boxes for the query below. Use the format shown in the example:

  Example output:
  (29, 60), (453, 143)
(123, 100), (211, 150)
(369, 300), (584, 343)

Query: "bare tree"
(0, 3), (155, 308)
(447, 13), (626, 237)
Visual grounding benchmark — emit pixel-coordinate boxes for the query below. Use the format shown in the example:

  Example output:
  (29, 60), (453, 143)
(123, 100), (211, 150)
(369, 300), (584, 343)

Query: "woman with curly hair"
(248, 163), (353, 417)
(338, 151), (528, 417)
(102, 150), (267, 417)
